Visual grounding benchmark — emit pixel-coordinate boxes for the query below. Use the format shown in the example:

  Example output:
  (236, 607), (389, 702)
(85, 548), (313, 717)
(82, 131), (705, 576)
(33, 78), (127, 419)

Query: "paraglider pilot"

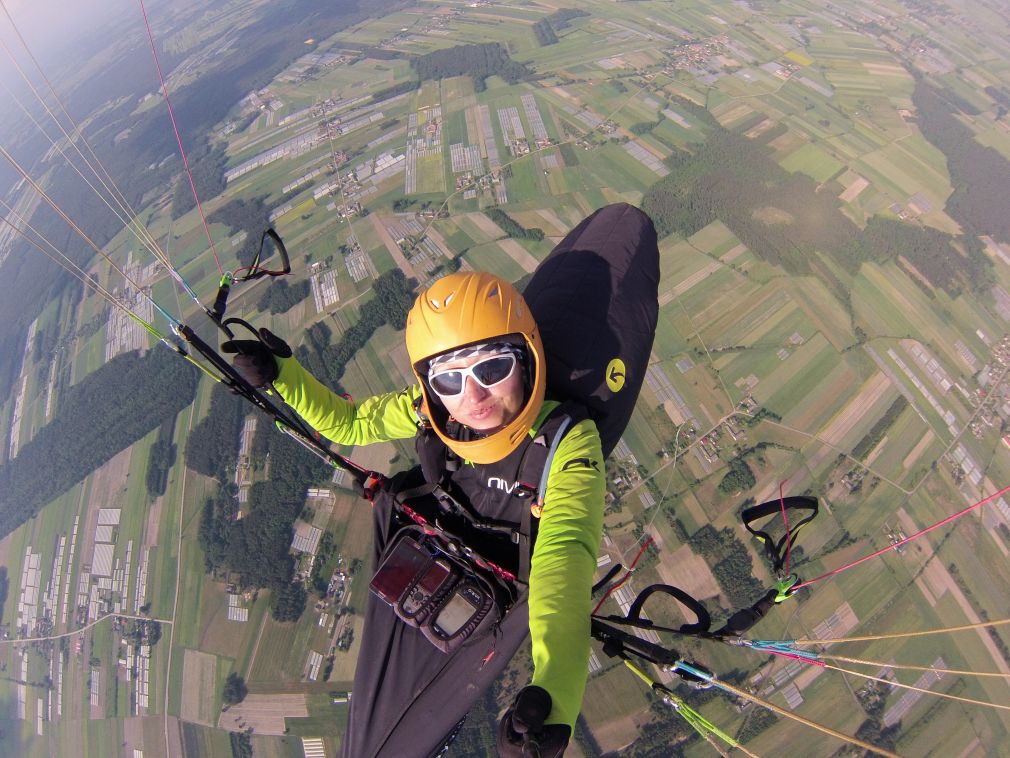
(226, 204), (659, 757)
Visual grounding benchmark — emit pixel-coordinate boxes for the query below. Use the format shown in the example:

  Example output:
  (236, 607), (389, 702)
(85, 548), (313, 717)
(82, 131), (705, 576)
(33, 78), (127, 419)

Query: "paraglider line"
(777, 479), (792, 575)
(792, 616), (1010, 645)
(671, 660), (901, 757)
(138, 0), (224, 276)
(823, 661), (1010, 712)
(823, 654), (1010, 679)
(792, 483), (1010, 591)
(592, 535), (654, 615)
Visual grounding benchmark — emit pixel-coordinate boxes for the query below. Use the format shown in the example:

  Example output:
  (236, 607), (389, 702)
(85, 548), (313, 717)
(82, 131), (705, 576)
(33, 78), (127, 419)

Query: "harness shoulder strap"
(513, 400), (589, 583)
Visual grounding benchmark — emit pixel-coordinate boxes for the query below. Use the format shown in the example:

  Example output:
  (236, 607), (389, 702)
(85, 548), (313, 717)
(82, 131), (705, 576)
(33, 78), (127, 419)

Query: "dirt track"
(369, 215), (416, 281)
(819, 371), (891, 446)
(656, 544), (720, 604)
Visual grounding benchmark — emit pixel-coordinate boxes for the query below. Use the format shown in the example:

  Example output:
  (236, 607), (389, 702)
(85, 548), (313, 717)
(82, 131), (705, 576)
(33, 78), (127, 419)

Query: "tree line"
(0, 348), (198, 539)
(0, 568), (7, 626)
(484, 208), (545, 242)
(851, 396), (908, 461)
(296, 269), (416, 391)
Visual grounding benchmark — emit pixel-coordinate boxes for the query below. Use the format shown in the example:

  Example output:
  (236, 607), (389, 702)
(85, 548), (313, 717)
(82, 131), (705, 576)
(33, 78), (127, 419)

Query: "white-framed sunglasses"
(427, 353), (518, 399)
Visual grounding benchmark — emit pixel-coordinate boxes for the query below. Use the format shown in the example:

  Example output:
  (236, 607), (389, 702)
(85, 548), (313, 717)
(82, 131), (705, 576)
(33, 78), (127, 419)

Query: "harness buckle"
(361, 472), (387, 502)
(774, 573), (800, 603)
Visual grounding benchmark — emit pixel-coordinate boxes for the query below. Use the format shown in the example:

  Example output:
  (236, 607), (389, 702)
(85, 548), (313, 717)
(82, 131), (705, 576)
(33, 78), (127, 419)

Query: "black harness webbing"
(592, 496), (820, 646)
(741, 496), (818, 574)
(410, 402), (584, 586)
(593, 582), (712, 638)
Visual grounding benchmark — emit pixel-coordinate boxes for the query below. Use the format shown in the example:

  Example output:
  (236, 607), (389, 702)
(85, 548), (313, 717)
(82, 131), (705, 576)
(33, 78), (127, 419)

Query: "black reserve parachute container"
(523, 202), (660, 457)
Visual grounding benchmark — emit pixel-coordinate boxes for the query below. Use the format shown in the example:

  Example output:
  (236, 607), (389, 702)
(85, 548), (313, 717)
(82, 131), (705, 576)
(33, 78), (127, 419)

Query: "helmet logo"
(606, 358), (626, 392)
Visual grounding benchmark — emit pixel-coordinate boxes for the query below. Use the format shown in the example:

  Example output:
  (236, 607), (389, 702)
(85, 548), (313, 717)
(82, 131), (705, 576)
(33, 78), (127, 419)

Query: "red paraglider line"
(793, 483), (1010, 591)
(138, 0), (223, 275)
(778, 479), (792, 575)
(592, 536), (655, 615)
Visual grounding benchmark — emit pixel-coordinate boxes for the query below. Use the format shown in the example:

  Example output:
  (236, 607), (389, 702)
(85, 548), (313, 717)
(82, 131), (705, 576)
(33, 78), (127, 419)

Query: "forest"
(641, 101), (993, 298)
(184, 384), (246, 479)
(532, 9), (589, 47)
(717, 457), (756, 495)
(912, 80), (1010, 243)
(145, 417), (178, 498)
(194, 270), (413, 621)
(257, 278), (312, 314)
(0, 0), (404, 387)
(0, 347), (198, 539)
(170, 142), (229, 219)
(207, 196), (274, 269)
(688, 524), (765, 608)
(196, 405), (331, 622)
(411, 43), (533, 91)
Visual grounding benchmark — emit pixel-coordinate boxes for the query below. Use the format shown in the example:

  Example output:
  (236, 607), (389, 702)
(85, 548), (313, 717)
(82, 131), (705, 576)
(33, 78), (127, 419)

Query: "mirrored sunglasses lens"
(430, 371), (463, 396)
(472, 355), (515, 386)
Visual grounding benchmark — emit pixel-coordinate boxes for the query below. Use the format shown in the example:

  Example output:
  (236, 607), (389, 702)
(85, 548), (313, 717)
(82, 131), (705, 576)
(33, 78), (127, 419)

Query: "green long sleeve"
(273, 356), (423, 445)
(528, 418), (605, 730)
(272, 356), (605, 729)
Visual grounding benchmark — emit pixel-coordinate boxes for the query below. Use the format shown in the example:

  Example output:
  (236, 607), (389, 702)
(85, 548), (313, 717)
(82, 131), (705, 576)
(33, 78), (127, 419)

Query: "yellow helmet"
(406, 271), (546, 464)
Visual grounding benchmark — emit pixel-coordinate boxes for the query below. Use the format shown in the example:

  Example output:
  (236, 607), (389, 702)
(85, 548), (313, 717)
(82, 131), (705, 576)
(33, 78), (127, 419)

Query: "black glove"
(496, 686), (571, 758)
(221, 328), (292, 388)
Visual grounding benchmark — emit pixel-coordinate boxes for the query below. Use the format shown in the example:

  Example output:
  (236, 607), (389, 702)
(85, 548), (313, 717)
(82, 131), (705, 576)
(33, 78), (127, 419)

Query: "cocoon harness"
(371, 203), (660, 651)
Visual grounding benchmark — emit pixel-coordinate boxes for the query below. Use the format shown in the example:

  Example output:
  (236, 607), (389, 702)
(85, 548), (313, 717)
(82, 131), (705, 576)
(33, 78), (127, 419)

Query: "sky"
(0, 0), (166, 86)
(2, 0), (125, 53)
(0, 0), (171, 146)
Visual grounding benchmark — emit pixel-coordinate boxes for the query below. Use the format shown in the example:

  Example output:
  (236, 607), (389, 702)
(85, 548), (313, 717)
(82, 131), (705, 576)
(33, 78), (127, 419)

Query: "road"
(369, 214), (417, 282)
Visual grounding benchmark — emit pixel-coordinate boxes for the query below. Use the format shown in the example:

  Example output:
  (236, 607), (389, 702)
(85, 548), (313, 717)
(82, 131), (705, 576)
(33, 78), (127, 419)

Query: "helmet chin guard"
(406, 272), (546, 464)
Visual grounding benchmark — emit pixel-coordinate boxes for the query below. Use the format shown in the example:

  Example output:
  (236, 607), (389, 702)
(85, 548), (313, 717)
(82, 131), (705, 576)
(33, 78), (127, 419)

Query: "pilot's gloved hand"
(496, 685), (570, 757)
(221, 328), (291, 388)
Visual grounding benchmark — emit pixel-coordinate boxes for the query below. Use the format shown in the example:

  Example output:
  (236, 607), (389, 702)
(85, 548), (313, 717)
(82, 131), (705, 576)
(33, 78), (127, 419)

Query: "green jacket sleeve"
(272, 356), (423, 446)
(528, 418), (605, 730)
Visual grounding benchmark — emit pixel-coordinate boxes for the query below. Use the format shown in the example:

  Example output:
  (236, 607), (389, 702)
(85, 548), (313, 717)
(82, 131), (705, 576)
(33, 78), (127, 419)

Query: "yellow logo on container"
(606, 358), (626, 392)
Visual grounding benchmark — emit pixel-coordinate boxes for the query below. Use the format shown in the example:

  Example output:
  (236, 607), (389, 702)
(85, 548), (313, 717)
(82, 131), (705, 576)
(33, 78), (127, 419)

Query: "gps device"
(369, 526), (511, 653)
(401, 559), (452, 616)
(369, 535), (431, 605)
(431, 585), (482, 638)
